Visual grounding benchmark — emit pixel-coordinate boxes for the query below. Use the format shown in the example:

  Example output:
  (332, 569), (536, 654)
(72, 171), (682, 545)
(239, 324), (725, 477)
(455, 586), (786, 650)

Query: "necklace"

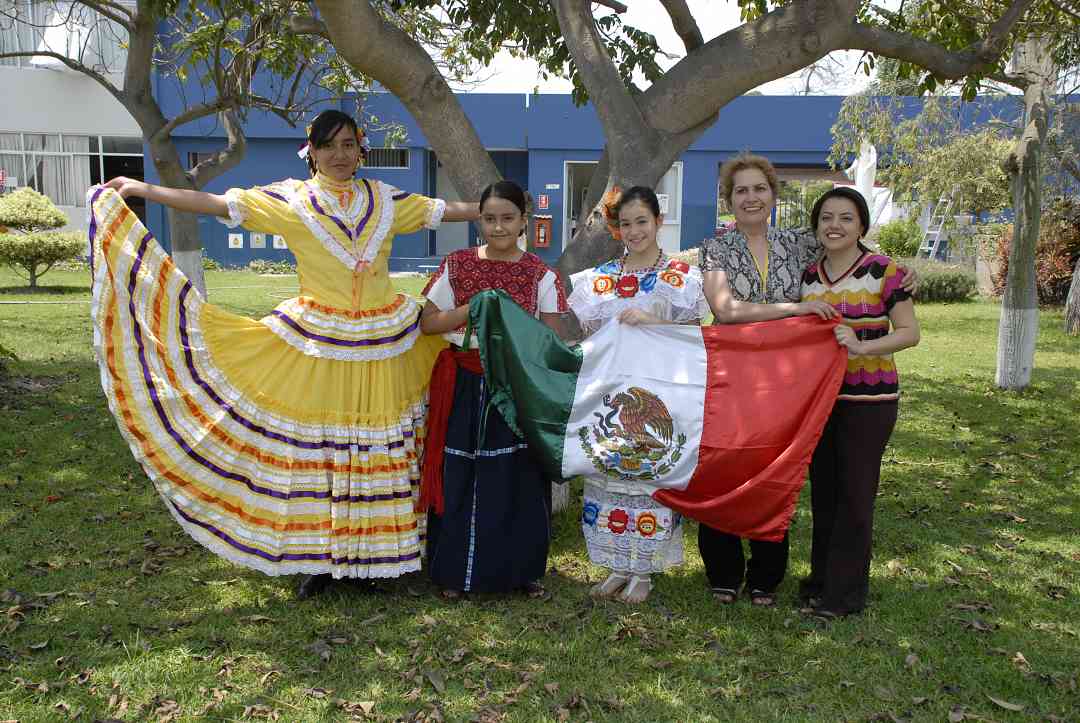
(618, 245), (665, 277)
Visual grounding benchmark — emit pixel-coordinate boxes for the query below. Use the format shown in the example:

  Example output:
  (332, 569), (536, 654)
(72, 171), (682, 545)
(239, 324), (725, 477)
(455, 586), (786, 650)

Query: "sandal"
(711, 587), (738, 604)
(521, 581), (549, 599)
(748, 589), (777, 607)
(440, 588), (463, 600)
(590, 572), (631, 599)
(617, 575), (652, 605)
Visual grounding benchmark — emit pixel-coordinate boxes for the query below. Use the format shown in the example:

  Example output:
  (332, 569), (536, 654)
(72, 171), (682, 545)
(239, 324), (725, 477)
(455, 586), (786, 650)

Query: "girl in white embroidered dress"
(567, 186), (708, 604)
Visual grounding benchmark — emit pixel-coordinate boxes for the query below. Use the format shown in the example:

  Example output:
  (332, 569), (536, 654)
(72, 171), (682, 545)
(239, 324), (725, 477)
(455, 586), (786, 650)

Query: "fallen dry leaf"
(986, 695), (1025, 712)
(424, 668), (447, 694)
(904, 653), (919, 669)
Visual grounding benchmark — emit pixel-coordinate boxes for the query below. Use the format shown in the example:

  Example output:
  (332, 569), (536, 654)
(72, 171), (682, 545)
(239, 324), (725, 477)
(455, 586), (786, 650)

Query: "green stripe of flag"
(469, 289), (582, 481)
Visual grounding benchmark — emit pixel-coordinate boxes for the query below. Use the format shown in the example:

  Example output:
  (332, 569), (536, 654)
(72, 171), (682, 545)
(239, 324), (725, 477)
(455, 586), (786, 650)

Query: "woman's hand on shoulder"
(898, 264), (919, 295)
(796, 300), (840, 320)
(618, 308), (663, 326)
(104, 176), (147, 199)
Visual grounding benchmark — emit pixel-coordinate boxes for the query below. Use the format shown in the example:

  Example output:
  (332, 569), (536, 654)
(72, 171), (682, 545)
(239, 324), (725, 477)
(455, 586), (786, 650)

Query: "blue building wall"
(144, 88), (1033, 267)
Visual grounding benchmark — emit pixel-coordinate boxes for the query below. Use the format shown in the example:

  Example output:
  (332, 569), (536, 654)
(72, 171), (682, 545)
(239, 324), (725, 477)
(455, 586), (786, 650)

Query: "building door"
(562, 161), (683, 253)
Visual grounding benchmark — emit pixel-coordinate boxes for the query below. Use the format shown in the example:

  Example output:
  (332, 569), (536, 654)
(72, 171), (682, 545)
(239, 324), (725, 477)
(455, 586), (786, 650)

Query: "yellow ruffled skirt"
(88, 187), (443, 578)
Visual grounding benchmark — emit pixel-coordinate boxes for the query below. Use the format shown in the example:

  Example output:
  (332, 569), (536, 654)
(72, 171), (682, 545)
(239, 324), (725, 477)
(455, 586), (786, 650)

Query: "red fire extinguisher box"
(533, 214), (553, 248)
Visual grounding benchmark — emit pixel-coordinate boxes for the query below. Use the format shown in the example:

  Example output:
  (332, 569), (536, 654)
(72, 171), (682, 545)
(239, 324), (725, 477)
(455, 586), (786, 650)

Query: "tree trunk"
(1065, 256), (1080, 336)
(995, 38), (1053, 390)
(149, 136), (209, 297)
(28, 266), (38, 289)
(167, 209), (207, 297)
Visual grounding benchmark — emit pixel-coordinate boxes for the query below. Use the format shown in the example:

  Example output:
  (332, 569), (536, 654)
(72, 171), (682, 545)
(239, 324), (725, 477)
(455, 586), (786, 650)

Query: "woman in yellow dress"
(93, 109), (477, 597)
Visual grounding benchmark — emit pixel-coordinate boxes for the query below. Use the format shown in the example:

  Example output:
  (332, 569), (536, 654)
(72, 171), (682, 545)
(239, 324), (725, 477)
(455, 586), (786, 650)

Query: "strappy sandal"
(521, 581), (549, 599)
(617, 575), (652, 605)
(590, 572), (631, 599)
(711, 587), (738, 604)
(440, 588), (463, 600)
(748, 589), (777, 607)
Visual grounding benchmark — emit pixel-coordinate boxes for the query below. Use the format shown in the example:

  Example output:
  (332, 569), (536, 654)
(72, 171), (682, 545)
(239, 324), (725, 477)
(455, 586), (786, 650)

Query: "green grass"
(1, 266), (1079, 722)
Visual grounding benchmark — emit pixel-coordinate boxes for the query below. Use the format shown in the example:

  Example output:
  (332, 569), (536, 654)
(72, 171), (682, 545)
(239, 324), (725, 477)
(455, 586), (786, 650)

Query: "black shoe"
(296, 574), (332, 599)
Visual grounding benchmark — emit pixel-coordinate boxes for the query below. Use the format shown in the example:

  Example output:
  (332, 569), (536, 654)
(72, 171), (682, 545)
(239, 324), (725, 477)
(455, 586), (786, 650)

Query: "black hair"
(615, 185), (661, 218)
(305, 109), (363, 176)
(810, 186), (871, 237)
(479, 180), (528, 216)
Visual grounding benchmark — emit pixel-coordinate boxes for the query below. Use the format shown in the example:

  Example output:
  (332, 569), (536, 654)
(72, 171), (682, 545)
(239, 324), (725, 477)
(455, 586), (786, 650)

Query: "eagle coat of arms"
(578, 386), (687, 481)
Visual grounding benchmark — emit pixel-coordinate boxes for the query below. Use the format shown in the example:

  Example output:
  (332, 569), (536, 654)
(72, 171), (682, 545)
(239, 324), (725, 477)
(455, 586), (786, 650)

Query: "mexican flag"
(469, 290), (847, 541)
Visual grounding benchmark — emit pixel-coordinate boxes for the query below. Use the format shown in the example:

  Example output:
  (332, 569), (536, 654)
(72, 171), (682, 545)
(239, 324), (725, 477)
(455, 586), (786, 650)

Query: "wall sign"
(537, 194), (550, 210)
(250, 233), (266, 249)
(228, 233), (244, 249)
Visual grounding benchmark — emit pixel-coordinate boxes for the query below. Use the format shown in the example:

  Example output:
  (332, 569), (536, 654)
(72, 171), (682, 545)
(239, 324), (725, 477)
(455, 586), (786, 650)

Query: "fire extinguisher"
(534, 214), (553, 248)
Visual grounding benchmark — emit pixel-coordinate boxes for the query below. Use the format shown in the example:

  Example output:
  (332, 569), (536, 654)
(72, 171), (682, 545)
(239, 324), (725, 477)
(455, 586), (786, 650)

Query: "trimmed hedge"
(904, 258), (977, 303)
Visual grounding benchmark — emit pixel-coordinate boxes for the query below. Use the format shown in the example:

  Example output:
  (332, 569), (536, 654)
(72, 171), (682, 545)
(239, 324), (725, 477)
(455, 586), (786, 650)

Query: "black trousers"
(697, 525), (789, 593)
(799, 400), (898, 614)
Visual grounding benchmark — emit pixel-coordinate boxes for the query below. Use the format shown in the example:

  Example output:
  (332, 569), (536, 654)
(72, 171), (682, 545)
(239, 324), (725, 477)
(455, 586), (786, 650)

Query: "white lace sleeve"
(217, 188), (246, 228)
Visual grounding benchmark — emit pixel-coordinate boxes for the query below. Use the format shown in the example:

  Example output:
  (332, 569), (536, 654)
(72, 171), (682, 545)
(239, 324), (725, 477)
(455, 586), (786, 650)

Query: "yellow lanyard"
(752, 247), (769, 291)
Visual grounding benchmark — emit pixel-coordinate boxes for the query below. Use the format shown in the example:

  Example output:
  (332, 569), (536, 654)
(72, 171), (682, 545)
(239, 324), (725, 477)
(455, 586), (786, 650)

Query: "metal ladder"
(920, 191), (955, 260)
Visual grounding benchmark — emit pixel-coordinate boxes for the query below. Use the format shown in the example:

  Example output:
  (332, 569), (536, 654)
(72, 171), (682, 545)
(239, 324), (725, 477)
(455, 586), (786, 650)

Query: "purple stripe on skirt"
(269, 309), (419, 347)
(123, 234), (417, 503)
(169, 500), (422, 566)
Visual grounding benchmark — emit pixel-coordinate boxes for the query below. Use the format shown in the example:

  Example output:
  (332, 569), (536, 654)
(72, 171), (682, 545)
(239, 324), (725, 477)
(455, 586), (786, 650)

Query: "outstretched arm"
(442, 201), (480, 223)
(704, 269), (838, 323)
(104, 177), (230, 219)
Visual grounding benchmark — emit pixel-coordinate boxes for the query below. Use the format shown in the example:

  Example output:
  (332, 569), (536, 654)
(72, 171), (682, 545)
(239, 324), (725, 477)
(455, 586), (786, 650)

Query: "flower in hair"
(601, 186), (623, 241)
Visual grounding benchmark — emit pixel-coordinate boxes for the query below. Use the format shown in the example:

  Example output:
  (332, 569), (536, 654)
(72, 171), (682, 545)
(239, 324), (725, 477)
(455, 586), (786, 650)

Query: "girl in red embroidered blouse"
(418, 180), (568, 598)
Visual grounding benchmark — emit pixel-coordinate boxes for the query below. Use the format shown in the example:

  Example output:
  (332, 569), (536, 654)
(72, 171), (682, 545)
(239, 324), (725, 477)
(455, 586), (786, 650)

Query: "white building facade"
(0, 0), (142, 229)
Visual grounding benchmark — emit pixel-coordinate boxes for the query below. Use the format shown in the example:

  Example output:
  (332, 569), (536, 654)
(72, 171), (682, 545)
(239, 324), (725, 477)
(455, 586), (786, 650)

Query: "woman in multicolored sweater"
(799, 187), (920, 618)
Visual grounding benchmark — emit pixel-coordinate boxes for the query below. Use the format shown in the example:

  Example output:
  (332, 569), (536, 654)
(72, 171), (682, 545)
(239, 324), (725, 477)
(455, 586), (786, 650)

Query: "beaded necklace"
(617, 245), (665, 278)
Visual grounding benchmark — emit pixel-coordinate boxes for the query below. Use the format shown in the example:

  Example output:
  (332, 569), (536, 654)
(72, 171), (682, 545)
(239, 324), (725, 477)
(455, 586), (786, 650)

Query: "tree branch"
(290, 14), (329, 38)
(77, 0), (134, 29)
(189, 110), (247, 188)
(550, 0), (659, 149)
(845, 0), (1036, 80)
(156, 98), (237, 139)
(658, 0), (703, 52)
(593, 0), (628, 11)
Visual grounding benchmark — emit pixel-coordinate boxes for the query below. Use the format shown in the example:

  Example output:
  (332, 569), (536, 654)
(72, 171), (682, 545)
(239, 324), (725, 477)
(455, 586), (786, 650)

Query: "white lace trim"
(272, 295), (421, 336)
(261, 314), (421, 362)
(285, 179), (396, 272)
(428, 198), (446, 229)
(568, 265), (708, 323)
(217, 188), (246, 229)
(360, 181), (396, 266)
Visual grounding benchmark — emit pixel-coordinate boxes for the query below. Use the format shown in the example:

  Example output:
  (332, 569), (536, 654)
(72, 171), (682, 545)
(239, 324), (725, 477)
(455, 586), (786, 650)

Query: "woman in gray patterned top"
(698, 152), (916, 607)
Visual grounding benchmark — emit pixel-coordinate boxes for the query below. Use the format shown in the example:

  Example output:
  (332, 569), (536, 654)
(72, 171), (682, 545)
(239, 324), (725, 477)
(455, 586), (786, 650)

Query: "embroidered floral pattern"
(593, 275), (616, 294)
(607, 508), (629, 534)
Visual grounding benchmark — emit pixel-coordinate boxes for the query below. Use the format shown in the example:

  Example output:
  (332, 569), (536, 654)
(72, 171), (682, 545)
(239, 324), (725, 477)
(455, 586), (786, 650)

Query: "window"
(0, 0), (130, 73)
(0, 132), (142, 207)
(365, 148), (409, 169)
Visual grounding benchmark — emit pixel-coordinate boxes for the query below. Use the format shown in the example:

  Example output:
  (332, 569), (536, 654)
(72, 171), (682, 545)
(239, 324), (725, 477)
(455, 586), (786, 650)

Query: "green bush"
(992, 198), (1080, 305)
(202, 254), (222, 271)
(0, 188), (83, 289)
(875, 218), (923, 258)
(248, 258), (296, 275)
(905, 258), (976, 302)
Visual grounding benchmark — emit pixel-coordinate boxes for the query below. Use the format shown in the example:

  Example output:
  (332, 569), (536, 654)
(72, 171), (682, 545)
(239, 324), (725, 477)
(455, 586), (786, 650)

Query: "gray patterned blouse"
(699, 226), (822, 306)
